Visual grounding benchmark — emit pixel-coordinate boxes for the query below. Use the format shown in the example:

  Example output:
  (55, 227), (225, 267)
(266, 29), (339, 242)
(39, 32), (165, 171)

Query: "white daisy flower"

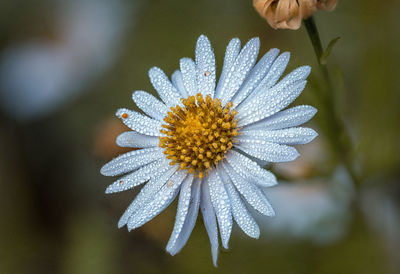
(101, 35), (317, 265)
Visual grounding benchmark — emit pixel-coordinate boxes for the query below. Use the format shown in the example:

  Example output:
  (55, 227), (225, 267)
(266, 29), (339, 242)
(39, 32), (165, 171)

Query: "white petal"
(238, 52), (291, 110)
(219, 167), (260, 239)
(232, 48), (280, 108)
(166, 175), (194, 252)
(171, 70), (188, 98)
(118, 165), (178, 228)
(237, 52), (291, 109)
(148, 67), (181, 106)
(195, 35), (216, 97)
(201, 180), (219, 267)
(239, 127), (318, 145)
(242, 105), (317, 131)
(222, 162), (275, 216)
(217, 38), (260, 105)
(225, 150), (277, 187)
(167, 179), (201, 255)
(208, 169), (232, 249)
(226, 182), (260, 238)
(180, 58), (197, 97)
(239, 65), (310, 113)
(126, 170), (187, 231)
(255, 52), (291, 90)
(236, 140), (299, 162)
(100, 147), (163, 176)
(237, 65), (311, 124)
(116, 131), (159, 148)
(105, 158), (168, 194)
(132, 91), (167, 121)
(116, 108), (162, 136)
(237, 80), (308, 127)
(214, 38), (241, 98)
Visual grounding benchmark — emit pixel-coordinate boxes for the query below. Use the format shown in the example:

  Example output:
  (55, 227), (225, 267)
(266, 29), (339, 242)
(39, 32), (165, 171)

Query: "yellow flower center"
(159, 93), (238, 178)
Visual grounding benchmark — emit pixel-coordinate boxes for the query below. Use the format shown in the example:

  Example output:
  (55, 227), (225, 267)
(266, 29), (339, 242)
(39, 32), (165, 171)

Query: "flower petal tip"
(105, 187), (113, 194)
(294, 150), (300, 160)
(100, 164), (112, 176)
(269, 179), (278, 187)
(115, 134), (124, 147)
(302, 65), (312, 77)
(165, 247), (175, 256)
(230, 37), (240, 43)
(310, 106), (318, 116)
(148, 66), (161, 76)
(309, 129), (319, 141)
(131, 90), (141, 101)
(221, 235), (230, 250)
(269, 48), (280, 55)
(281, 51), (291, 59)
(249, 36), (260, 46)
(115, 108), (129, 119)
(198, 34), (209, 42)
(117, 219), (126, 229)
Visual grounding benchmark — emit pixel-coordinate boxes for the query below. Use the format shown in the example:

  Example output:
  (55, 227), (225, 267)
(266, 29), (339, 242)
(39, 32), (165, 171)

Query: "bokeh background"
(1, 0), (399, 273)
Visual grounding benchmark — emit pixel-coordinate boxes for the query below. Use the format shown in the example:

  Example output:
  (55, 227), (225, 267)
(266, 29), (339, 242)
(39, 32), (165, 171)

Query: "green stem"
(304, 17), (324, 63)
(304, 16), (361, 188)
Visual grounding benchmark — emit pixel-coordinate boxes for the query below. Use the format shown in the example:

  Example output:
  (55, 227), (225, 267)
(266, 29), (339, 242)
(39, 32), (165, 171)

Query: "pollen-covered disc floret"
(159, 93), (238, 178)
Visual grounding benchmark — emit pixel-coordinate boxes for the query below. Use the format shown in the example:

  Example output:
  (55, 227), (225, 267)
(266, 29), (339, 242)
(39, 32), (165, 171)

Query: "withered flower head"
(253, 0), (337, 30)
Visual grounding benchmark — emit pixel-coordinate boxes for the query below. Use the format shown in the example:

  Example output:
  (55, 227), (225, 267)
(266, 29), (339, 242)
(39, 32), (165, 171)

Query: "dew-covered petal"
(148, 67), (181, 106)
(180, 58), (197, 97)
(100, 147), (163, 176)
(237, 65), (311, 125)
(167, 179), (201, 255)
(208, 169), (232, 249)
(132, 91), (167, 121)
(127, 170), (187, 231)
(118, 165), (178, 228)
(242, 105), (317, 131)
(218, 167), (260, 239)
(237, 80), (308, 127)
(239, 127), (318, 145)
(238, 52), (290, 109)
(222, 162), (275, 216)
(225, 150), (277, 188)
(195, 35), (216, 97)
(226, 182), (260, 238)
(116, 131), (159, 148)
(232, 48), (280, 108)
(239, 52), (291, 108)
(201, 180), (219, 266)
(105, 158), (168, 194)
(236, 140), (299, 162)
(116, 108), (162, 136)
(171, 70), (188, 98)
(245, 65), (311, 109)
(214, 38), (241, 98)
(217, 38), (260, 105)
(166, 175), (194, 252)
(255, 52), (291, 90)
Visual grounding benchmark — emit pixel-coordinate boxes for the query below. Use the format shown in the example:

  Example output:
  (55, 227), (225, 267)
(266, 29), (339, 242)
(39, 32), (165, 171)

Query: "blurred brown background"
(0, 0), (399, 273)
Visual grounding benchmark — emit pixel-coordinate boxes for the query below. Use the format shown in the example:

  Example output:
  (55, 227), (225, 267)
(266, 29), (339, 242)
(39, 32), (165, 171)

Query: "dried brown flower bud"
(253, 0), (337, 30)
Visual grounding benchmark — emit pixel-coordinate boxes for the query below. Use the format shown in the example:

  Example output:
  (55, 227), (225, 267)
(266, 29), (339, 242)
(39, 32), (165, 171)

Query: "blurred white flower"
(273, 137), (326, 179)
(257, 167), (353, 243)
(101, 35), (318, 265)
(0, 0), (130, 121)
(361, 184), (400, 272)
